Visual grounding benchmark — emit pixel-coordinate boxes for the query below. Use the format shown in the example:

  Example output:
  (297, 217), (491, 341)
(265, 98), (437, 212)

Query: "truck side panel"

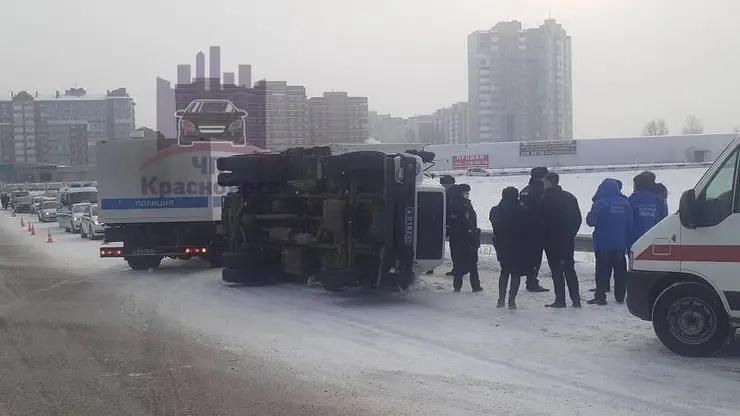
(97, 139), (264, 224)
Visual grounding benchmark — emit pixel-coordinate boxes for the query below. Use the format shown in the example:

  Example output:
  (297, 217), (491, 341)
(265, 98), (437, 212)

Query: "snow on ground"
(466, 167), (705, 234)
(5, 167), (740, 415)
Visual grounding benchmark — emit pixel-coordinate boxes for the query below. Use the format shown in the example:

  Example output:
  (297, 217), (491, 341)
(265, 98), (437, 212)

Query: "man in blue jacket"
(628, 171), (663, 246)
(586, 178), (633, 305)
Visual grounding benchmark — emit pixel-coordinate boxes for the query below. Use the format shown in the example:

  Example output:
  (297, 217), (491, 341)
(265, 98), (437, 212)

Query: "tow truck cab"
(627, 134), (740, 357)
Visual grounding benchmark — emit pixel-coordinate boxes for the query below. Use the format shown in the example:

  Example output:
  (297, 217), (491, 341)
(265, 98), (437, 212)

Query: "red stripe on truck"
(635, 245), (740, 262)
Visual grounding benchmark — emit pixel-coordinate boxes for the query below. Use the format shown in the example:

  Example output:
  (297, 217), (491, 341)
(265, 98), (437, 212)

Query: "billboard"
(452, 154), (489, 169)
(520, 140), (577, 157)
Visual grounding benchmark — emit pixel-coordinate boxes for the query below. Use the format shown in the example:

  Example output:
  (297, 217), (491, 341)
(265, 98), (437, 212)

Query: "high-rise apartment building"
(432, 102), (469, 144)
(308, 92), (368, 145)
(0, 88), (134, 166)
(251, 80), (309, 149)
(468, 19), (573, 143)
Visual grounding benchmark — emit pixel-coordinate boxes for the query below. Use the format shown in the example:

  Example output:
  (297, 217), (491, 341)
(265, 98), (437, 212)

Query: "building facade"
(432, 102), (469, 144)
(368, 112), (410, 143)
(0, 88), (134, 166)
(468, 19), (572, 143)
(308, 92), (368, 145)
(252, 80), (309, 149)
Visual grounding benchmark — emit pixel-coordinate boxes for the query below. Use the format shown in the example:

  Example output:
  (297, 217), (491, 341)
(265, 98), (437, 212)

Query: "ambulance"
(627, 135), (740, 357)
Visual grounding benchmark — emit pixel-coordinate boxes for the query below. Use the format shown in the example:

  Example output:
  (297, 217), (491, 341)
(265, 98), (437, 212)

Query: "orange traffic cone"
(20, 217), (24, 227)
(46, 230), (53, 243)
(30, 225), (36, 236)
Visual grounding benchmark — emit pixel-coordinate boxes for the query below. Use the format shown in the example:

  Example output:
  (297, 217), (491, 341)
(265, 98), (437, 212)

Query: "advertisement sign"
(519, 140), (577, 157)
(452, 154), (489, 169)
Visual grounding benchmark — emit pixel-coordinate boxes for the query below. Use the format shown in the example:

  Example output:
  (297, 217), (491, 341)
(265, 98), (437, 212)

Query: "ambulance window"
(697, 148), (738, 225)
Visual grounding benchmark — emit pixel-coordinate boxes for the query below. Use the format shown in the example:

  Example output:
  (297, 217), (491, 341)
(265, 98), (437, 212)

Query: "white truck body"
(97, 139), (267, 224)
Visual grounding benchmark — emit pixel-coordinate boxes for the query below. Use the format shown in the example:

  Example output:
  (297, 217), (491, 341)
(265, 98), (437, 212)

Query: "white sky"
(1, 0), (738, 137)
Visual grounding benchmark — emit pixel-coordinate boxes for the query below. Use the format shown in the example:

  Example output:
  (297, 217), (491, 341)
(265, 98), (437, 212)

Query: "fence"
(479, 230), (593, 253)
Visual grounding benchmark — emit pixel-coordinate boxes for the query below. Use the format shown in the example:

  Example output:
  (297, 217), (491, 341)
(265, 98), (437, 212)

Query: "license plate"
(404, 207), (414, 245)
(131, 248), (157, 255)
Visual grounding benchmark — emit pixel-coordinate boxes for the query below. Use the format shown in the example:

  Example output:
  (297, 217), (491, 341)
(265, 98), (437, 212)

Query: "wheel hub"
(668, 297), (716, 345)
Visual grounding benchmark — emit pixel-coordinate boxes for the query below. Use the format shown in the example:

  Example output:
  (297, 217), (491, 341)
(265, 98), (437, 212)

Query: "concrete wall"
(425, 133), (737, 171)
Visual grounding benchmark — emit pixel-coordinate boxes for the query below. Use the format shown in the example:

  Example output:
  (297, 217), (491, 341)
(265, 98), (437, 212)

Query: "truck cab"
(627, 135), (740, 357)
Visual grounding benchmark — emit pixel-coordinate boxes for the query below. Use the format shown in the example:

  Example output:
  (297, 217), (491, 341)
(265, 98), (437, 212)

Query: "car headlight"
(94, 221), (100, 226)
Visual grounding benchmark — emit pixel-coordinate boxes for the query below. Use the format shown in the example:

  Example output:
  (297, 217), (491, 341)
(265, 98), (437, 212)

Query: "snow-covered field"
(3, 167), (740, 415)
(467, 167), (705, 234)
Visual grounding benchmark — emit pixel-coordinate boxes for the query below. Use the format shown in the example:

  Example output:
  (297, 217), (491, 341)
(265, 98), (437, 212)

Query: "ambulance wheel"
(126, 256), (162, 271)
(652, 282), (733, 357)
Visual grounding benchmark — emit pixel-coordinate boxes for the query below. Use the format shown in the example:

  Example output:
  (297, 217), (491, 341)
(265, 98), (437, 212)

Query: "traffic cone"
(46, 230), (53, 243)
(30, 225), (36, 236)
(20, 217), (24, 227)
(27, 221), (32, 233)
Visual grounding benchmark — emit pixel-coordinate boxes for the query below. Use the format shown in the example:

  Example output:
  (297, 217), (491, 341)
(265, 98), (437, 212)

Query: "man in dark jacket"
(538, 172), (582, 308)
(448, 184), (482, 293)
(519, 166), (550, 292)
(586, 178), (633, 305)
(490, 187), (526, 309)
(653, 182), (669, 221)
(628, 172), (663, 246)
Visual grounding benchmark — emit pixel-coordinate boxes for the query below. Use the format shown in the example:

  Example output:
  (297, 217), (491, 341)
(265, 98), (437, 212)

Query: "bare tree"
(681, 115), (704, 134)
(643, 119), (669, 136)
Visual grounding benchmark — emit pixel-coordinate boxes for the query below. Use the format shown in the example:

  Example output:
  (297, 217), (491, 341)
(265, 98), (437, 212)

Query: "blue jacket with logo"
(628, 189), (663, 245)
(586, 179), (633, 251)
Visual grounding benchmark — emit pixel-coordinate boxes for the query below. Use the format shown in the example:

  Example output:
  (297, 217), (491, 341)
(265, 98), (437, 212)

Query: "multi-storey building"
(368, 112), (410, 143)
(405, 115), (435, 144)
(0, 88), (133, 166)
(432, 102), (469, 145)
(254, 80), (309, 149)
(308, 92), (368, 145)
(468, 19), (573, 143)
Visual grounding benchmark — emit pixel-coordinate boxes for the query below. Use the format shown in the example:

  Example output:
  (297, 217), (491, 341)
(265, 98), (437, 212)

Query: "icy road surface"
(2, 168), (740, 415)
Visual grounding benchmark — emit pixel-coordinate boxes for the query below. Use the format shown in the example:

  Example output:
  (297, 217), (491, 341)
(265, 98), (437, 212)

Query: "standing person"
(448, 184), (483, 293)
(537, 172), (583, 308)
(519, 166), (550, 293)
(653, 182), (669, 221)
(490, 187), (526, 309)
(438, 175), (457, 276)
(1, 193), (8, 210)
(628, 171), (662, 246)
(585, 178), (633, 305)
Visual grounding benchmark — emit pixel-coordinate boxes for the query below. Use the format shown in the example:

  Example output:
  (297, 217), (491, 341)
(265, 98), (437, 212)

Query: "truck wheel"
(221, 251), (281, 285)
(217, 154), (287, 182)
(126, 256), (163, 271)
(652, 282), (733, 357)
(322, 151), (386, 177)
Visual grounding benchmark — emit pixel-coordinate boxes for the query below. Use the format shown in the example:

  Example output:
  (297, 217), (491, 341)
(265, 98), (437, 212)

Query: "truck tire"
(221, 251), (281, 285)
(651, 282), (733, 357)
(217, 154), (287, 182)
(126, 256), (163, 271)
(322, 151), (386, 178)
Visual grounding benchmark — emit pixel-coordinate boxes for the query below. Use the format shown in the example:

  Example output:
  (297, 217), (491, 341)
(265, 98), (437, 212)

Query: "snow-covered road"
(4, 208), (740, 415)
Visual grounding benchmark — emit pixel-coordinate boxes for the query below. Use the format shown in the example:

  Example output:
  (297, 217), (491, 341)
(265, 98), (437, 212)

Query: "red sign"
(453, 154), (489, 169)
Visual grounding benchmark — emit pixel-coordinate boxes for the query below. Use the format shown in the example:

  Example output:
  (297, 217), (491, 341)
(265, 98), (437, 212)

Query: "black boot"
(497, 271), (509, 307)
(508, 276), (521, 309)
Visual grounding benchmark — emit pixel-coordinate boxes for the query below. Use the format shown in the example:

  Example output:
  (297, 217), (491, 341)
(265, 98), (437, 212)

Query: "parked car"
(31, 196), (45, 214)
(80, 204), (105, 239)
(465, 167), (491, 177)
(37, 199), (60, 222)
(58, 202), (92, 233)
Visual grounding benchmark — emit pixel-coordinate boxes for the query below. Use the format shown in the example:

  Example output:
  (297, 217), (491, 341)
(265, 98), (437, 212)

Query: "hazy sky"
(1, 0), (738, 138)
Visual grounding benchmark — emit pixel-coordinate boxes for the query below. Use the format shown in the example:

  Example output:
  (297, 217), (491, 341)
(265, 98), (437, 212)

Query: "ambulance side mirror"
(679, 189), (697, 229)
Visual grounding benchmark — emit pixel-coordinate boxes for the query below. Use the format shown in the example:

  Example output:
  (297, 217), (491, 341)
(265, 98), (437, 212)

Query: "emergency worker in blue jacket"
(586, 178), (633, 305)
(628, 171), (662, 246)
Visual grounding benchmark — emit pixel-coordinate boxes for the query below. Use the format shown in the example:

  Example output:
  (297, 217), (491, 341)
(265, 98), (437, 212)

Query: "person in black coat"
(537, 172), (582, 308)
(519, 166), (550, 293)
(490, 186), (526, 309)
(448, 184), (483, 293)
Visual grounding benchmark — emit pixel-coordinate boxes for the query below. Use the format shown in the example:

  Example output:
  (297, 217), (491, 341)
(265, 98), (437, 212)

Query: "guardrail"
(432, 161), (712, 178)
(479, 230), (594, 253)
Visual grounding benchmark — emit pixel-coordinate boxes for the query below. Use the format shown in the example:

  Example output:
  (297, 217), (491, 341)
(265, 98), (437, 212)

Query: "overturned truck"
(217, 146), (445, 291)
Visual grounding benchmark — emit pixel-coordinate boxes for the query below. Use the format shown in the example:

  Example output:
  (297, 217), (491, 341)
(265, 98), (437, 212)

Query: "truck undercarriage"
(217, 146), (441, 291)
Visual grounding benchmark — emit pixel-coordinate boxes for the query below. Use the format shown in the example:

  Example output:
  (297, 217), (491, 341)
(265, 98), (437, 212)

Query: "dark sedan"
(175, 99), (247, 146)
